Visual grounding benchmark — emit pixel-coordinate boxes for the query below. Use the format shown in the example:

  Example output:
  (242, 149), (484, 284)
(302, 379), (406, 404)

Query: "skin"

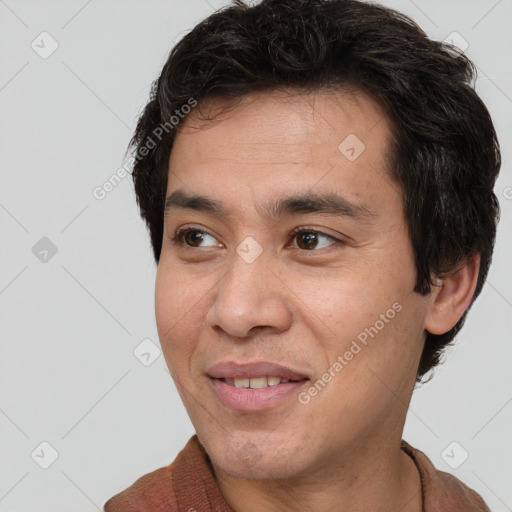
(155, 89), (480, 512)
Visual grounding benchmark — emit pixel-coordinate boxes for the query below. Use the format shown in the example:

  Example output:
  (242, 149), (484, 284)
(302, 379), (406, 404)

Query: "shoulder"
(401, 441), (490, 512)
(103, 435), (231, 512)
(103, 463), (178, 512)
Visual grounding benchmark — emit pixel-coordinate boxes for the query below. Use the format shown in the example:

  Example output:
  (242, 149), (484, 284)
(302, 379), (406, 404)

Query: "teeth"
(230, 377), (293, 388)
(267, 376), (281, 386)
(249, 377), (267, 389)
(234, 378), (250, 388)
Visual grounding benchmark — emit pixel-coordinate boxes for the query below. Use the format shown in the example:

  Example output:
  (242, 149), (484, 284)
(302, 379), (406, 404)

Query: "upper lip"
(207, 361), (309, 381)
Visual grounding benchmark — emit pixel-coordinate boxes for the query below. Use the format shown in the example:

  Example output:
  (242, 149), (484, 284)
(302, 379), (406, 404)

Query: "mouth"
(206, 361), (310, 411)
(219, 376), (304, 388)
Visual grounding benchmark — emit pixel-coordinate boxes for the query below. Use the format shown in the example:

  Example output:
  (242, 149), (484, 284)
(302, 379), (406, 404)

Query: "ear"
(424, 253), (480, 335)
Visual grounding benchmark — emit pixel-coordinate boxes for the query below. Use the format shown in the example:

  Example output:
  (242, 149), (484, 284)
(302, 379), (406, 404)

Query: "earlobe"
(424, 253), (480, 335)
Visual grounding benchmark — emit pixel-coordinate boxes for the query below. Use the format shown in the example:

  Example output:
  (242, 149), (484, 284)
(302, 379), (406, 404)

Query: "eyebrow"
(164, 189), (377, 223)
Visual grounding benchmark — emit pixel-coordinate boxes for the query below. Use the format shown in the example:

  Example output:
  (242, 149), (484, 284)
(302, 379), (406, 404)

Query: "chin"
(211, 450), (300, 481)
(199, 429), (308, 481)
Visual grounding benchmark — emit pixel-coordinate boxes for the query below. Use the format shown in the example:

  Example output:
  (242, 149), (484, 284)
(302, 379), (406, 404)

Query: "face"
(155, 89), (431, 481)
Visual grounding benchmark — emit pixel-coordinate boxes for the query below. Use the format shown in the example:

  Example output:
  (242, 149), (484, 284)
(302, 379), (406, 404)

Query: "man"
(104, 0), (500, 510)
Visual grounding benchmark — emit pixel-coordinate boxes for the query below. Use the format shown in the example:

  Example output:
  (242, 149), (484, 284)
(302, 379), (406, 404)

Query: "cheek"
(155, 264), (206, 373)
(293, 263), (423, 380)
(312, 298), (426, 426)
(284, 267), (401, 345)
(286, 238), (415, 333)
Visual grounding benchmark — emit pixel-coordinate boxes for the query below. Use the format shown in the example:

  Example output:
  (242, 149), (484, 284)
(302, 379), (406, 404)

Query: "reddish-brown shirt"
(103, 436), (490, 511)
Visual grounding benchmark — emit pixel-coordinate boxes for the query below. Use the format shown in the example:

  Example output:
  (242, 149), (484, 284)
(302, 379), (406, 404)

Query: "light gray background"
(0, 0), (511, 510)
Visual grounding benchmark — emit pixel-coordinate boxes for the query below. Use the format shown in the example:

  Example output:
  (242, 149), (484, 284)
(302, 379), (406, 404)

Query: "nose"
(206, 254), (293, 339)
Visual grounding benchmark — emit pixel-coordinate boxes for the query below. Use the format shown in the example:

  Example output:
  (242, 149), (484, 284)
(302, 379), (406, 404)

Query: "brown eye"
(296, 232), (319, 250)
(174, 228), (219, 248)
(292, 230), (337, 251)
(184, 230), (205, 247)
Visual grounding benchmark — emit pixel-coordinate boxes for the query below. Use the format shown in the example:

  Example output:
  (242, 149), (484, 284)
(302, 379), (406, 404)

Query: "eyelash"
(171, 226), (343, 250)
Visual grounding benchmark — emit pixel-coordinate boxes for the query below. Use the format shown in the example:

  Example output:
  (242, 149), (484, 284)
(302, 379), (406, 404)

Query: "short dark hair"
(128, 0), (501, 382)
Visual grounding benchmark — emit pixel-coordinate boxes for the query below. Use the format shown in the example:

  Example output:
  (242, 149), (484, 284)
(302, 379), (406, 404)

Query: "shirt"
(103, 435), (490, 512)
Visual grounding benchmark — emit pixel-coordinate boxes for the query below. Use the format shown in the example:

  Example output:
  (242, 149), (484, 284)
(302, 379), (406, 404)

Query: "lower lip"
(209, 378), (308, 412)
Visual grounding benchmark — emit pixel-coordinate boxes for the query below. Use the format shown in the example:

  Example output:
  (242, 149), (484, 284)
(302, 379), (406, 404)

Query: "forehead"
(174, 88), (390, 161)
(167, 89), (399, 220)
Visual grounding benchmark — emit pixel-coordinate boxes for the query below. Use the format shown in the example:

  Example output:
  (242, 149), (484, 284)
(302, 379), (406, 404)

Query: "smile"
(223, 376), (295, 388)
(206, 360), (310, 411)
